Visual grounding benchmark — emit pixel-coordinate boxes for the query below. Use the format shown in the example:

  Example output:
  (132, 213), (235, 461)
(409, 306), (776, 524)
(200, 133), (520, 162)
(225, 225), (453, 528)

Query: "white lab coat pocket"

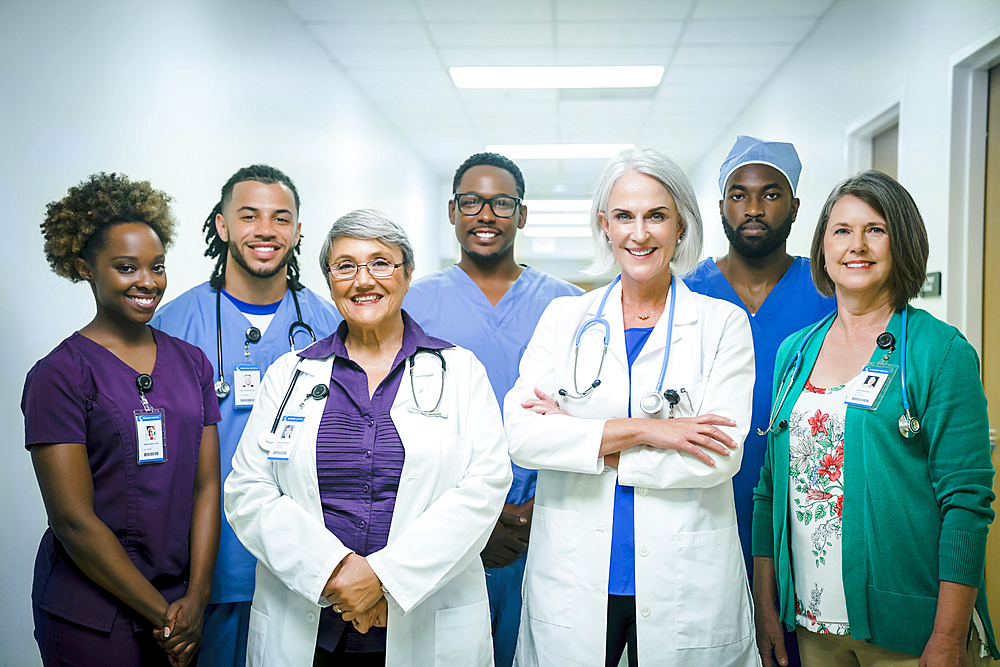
(673, 379), (708, 418)
(247, 605), (269, 667)
(674, 524), (752, 648)
(525, 505), (579, 628)
(433, 599), (492, 667)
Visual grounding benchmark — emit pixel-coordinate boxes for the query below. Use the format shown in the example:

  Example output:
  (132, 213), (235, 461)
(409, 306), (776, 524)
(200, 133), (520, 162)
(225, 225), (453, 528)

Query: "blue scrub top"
(403, 264), (583, 505)
(151, 281), (342, 603)
(684, 257), (835, 574)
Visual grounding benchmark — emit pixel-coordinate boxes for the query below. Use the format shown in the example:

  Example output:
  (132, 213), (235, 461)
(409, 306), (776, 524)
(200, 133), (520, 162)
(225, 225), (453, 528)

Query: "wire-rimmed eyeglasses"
(454, 192), (522, 218)
(327, 259), (403, 281)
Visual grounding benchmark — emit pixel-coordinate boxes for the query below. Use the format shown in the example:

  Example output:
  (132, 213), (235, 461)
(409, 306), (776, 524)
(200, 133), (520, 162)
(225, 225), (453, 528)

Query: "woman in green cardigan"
(751, 170), (997, 667)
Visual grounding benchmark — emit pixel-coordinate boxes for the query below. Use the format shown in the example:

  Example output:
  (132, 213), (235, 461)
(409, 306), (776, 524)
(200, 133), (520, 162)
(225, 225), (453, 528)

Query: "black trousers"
(605, 594), (638, 667)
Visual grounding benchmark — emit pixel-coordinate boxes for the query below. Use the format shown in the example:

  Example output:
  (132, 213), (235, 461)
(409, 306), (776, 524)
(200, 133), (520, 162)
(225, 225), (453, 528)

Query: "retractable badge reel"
(134, 373), (166, 464)
(844, 331), (895, 411)
(234, 327), (262, 409)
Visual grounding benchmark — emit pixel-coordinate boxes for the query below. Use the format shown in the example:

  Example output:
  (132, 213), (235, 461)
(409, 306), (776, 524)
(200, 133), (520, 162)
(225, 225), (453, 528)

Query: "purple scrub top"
(21, 329), (222, 632)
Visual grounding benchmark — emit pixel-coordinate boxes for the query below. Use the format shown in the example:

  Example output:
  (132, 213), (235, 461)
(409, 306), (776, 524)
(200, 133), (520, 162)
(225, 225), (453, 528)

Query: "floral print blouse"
(788, 378), (851, 635)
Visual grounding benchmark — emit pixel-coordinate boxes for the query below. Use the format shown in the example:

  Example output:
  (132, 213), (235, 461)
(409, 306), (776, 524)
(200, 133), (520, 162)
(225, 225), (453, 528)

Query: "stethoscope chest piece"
(258, 430), (275, 449)
(215, 380), (231, 399)
(639, 391), (664, 415)
(899, 412), (920, 438)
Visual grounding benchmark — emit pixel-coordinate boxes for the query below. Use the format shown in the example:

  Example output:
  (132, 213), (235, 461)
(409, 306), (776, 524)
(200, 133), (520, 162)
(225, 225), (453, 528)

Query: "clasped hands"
(323, 553), (387, 634)
(151, 594), (207, 667)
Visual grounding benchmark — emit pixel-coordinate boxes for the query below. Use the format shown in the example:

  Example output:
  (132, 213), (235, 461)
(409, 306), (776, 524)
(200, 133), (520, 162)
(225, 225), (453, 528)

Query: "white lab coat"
(225, 343), (512, 667)
(504, 277), (760, 667)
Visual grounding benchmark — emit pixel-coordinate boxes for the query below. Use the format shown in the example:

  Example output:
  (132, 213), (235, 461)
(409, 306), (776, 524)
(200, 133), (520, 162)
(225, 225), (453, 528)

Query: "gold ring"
(334, 605), (342, 613)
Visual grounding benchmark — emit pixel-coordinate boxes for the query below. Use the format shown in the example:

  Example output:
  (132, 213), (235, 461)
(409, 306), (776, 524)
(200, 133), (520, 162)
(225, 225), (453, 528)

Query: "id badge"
(234, 364), (261, 409)
(135, 410), (166, 464)
(844, 365), (895, 409)
(268, 414), (305, 461)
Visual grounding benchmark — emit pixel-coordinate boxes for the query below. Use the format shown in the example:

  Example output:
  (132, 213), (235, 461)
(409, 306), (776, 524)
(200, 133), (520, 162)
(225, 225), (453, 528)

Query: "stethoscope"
(259, 347), (449, 448)
(558, 273), (678, 416)
(759, 308), (919, 439)
(214, 288), (317, 399)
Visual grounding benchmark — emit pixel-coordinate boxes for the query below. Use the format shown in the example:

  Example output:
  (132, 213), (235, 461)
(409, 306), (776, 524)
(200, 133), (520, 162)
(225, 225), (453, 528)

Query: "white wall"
(689, 0), (1000, 330)
(0, 1), (443, 664)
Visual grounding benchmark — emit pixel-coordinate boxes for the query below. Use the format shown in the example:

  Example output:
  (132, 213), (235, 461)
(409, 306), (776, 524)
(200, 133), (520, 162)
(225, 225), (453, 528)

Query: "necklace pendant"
(637, 314), (650, 320)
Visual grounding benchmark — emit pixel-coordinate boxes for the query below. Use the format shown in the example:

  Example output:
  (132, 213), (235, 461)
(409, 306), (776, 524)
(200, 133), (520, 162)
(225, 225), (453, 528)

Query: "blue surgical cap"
(719, 135), (801, 196)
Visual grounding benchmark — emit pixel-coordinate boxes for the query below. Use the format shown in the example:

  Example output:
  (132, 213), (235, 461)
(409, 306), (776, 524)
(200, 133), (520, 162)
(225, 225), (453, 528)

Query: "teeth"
(353, 294), (381, 303)
(130, 296), (154, 305)
(846, 262), (871, 267)
(475, 231), (497, 238)
(629, 248), (654, 256)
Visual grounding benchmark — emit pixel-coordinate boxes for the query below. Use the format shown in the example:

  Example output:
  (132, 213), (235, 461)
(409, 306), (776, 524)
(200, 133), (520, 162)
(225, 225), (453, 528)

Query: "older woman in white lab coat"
(504, 148), (759, 667)
(225, 210), (511, 667)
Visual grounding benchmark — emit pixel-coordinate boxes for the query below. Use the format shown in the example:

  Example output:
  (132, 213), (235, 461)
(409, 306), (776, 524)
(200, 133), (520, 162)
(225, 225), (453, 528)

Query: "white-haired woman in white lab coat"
(504, 148), (759, 667)
(225, 209), (511, 667)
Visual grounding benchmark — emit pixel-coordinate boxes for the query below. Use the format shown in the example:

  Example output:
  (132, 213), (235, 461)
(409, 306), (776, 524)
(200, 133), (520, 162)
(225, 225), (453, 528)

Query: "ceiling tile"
(691, 0), (835, 19)
(662, 65), (769, 87)
(329, 47), (441, 70)
(285, 0), (423, 22)
(554, 47), (676, 66)
(439, 47), (558, 67)
(671, 44), (793, 67)
(680, 17), (816, 44)
(457, 89), (559, 104)
(427, 22), (554, 48)
(416, 0), (553, 21)
(556, 21), (683, 47)
(309, 22), (432, 48)
(555, 0), (694, 21)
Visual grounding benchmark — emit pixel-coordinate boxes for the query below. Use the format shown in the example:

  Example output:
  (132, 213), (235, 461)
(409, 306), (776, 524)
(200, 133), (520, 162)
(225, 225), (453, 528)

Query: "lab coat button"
(639, 606), (650, 617)
(306, 611), (317, 622)
(639, 546), (649, 557)
(637, 487), (648, 496)
(307, 487), (316, 497)
(596, 526), (606, 533)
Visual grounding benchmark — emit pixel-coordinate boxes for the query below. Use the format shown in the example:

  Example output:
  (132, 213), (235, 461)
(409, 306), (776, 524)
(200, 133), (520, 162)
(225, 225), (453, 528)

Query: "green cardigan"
(752, 305), (998, 657)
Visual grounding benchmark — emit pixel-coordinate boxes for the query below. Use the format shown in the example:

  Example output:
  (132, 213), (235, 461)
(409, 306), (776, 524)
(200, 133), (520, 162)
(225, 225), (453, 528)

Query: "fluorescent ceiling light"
(486, 143), (633, 160)
(450, 66), (664, 89)
(524, 199), (592, 212)
(522, 227), (593, 238)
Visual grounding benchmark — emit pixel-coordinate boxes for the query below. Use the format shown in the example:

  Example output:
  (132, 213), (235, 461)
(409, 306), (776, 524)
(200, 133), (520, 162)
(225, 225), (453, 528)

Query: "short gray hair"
(587, 147), (703, 276)
(319, 209), (415, 279)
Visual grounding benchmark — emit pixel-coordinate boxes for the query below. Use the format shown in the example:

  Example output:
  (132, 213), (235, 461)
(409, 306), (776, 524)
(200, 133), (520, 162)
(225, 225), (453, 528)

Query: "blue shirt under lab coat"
(151, 281), (342, 603)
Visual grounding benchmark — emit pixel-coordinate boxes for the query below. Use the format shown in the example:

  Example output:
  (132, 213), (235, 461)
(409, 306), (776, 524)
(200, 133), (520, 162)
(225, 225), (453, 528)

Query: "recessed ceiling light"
(450, 66), (664, 89)
(486, 144), (633, 159)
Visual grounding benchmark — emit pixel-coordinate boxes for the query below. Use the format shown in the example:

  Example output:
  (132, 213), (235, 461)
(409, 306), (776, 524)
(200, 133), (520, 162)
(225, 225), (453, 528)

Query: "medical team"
(21, 138), (998, 667)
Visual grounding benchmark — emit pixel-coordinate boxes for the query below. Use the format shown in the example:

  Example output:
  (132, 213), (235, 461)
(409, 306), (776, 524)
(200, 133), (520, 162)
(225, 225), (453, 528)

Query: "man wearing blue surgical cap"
(685, 135), (835, 667)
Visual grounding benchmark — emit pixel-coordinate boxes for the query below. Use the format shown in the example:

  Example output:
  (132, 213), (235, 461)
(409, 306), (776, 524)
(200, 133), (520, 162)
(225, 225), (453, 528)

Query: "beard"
(228, 240), (294, 280)
(721, 212), (794, 259)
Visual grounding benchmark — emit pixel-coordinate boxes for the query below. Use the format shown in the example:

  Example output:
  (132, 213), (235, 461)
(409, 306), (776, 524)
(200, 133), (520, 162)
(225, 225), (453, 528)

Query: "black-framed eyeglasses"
(454, 193), (522, 218)
(327, 259), (403, 281)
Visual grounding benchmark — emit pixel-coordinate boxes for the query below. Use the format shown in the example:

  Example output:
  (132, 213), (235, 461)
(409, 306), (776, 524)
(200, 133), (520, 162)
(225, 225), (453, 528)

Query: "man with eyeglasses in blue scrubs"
(404, 152), (583, 667)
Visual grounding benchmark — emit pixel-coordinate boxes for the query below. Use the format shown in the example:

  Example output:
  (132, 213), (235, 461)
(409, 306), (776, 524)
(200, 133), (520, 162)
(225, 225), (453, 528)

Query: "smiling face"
(77, 222), (166, 326)
(327, 237), (410, 334)
(823, 194), (892, 303)
(598, 170), (684, 286)
(449, 165), (526, 264)
(720, 163), (799, 259)
(216, 180), (300, 282)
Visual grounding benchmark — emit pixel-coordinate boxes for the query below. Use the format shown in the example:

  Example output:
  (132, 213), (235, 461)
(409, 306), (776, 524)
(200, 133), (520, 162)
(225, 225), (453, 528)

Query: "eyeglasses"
(454, 193), (522, 218)
(327, 259), (403, 281)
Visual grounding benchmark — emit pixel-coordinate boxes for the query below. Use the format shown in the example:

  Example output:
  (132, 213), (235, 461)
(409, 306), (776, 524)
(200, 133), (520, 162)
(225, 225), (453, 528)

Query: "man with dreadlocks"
(152, 165), (341, 667)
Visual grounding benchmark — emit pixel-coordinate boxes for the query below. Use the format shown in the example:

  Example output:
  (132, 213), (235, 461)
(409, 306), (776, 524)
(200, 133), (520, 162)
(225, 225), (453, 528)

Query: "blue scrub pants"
(195, 601), (251, 667)
(485, 553), (527, 667)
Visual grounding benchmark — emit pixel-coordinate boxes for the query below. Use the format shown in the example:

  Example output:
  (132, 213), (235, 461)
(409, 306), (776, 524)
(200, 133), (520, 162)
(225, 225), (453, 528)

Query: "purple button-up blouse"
(297, 311), (451, 653)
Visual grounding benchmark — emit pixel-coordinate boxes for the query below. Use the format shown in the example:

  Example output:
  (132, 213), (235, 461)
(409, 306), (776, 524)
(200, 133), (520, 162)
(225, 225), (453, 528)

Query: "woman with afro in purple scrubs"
(22, 173), (221, 667)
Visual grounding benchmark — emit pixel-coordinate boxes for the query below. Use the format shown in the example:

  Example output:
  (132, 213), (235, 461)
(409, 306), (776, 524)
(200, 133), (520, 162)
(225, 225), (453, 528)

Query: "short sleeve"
(21, 354), (90, 449)
(197, 347), (222, 427)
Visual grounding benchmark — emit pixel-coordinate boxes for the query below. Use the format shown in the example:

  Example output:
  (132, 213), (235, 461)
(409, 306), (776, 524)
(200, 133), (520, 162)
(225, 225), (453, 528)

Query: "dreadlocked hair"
(204, 164), (304, 291)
